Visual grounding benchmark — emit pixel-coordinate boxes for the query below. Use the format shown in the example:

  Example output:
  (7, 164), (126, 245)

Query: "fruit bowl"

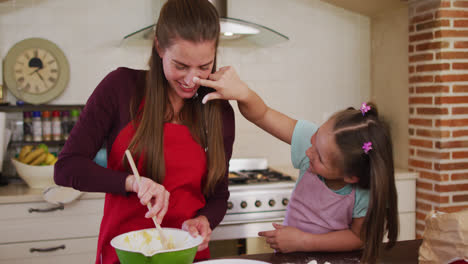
(11, 158), (55, 189)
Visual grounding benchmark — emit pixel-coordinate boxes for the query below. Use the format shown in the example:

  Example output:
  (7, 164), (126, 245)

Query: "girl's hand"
(258, 223), (304, 253)
(193, 66), (249, 104)
(125, 175), (170, 224)
(181, 215), (212, 251)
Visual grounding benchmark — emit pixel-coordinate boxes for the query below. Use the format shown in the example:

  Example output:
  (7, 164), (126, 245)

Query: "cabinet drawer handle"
(28, 204), (64, 213)
(30, 244), (66, 253)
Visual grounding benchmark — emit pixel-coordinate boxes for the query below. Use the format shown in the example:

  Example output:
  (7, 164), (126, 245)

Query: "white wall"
(371, 7), (409, 169)
(0, 0), (371, 170)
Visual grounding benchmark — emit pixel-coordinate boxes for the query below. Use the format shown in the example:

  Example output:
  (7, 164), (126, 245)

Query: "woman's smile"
(178, 81), (197, 92)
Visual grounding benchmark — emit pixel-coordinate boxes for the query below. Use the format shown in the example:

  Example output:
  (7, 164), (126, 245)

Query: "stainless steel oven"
(210, 158), (295, 257)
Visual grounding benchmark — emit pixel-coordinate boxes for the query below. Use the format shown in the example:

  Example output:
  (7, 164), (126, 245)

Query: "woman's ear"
(154, 37), (163, 57)
(344, 175), (359, 184)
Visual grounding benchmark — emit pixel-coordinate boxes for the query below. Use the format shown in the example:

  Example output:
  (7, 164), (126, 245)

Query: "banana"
(18, 145), (33, 161)
(30, 153), (47, 166)
(22, 148), (45, 164)
(45, 153), (56, 165)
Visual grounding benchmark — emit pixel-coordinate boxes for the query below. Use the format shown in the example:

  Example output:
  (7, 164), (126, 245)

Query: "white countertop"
(0, 167), (417, 204)
(394, 168), (419, 180)
(0, 181), (104, 204)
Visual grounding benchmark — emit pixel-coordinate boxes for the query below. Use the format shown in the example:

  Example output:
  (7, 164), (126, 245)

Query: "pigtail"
(333, 103), (399, 263)
(360, 120), (398, 263)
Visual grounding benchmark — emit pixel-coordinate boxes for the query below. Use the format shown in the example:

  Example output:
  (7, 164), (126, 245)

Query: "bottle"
(52, 111), (62, 141)
(61, 111), (70, 140)
(70, 109), (80, 134)
(32, 111), (42, 142)
(10, 119), (23, 142)
(42, 111), (52, 141)
(23, 112), (33, 142)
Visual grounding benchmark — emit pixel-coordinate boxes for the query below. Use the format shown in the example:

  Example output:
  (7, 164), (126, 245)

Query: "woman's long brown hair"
(332, 103), (399, 263)
(128, 0), (225, 196)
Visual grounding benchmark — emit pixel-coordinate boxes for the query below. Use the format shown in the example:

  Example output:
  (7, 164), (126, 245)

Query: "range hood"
(123, 0), (289, 46)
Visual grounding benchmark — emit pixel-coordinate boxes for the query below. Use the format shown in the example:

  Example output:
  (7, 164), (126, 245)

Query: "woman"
(54, 0), (235, 263)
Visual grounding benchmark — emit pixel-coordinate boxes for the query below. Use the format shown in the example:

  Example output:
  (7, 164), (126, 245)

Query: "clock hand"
(29, 67), (42, 75)
(36, 71), (45, 81)
(35, 71), (48, 87)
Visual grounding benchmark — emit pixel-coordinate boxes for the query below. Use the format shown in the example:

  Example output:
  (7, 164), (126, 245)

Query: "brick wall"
(408, 0), (468, 238)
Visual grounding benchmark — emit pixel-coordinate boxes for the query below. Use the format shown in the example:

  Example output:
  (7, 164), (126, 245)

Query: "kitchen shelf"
(8, 140), (67, 147)
(0, 104), (84, 113)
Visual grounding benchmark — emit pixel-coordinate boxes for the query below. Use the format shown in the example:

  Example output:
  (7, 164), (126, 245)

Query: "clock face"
(3, 38), (70, 105)
(14, 48), (60, 95)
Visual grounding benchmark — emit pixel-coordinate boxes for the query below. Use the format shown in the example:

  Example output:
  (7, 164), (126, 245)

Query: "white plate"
(195, 260), (271, 264)
(42, 185), (83, 205)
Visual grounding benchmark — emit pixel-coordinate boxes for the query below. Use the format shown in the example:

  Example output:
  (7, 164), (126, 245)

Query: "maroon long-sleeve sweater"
(54, 67), (235, 229)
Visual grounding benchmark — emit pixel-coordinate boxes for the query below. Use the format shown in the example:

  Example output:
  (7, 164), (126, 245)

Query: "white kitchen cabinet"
(0, 237), (97, 264)
(394, 170), (417, 241)
(398, 212), (416, 241)
(0, 196), (104, 263)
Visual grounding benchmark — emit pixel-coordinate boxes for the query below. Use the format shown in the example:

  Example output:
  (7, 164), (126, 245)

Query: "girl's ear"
(344, 175), (359, 184)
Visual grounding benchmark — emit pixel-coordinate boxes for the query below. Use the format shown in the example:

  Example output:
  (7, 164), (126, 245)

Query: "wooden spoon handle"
(124, 150), (170, 248)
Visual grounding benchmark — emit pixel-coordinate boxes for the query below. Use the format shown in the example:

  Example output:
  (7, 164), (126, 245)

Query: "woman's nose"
(184, 71), (198, 88)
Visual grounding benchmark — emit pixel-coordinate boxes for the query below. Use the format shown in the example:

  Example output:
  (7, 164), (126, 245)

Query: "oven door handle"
(219, 217), (284, 226)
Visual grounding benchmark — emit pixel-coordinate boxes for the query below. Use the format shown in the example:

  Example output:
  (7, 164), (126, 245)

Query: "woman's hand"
(182, 215), (212, 251)
(193, 66), (250, 104)
(258, 223), (305, 253)
(125, 175), (170, 224)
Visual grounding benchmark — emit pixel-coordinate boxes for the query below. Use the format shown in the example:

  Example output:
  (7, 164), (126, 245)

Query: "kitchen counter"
(0, 167), (416, 204)
(0, 181), (103, 204)
(211, 239), (422, 264)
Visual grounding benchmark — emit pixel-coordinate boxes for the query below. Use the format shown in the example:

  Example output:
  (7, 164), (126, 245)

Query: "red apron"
(95, 120), (209, 264)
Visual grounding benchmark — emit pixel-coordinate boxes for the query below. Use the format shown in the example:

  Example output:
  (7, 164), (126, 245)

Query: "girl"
(194, 67), (399, 263)
(54, 1), (235, 263)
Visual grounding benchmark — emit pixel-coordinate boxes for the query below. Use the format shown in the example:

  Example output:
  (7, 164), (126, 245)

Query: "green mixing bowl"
(111, 227), (203, 264)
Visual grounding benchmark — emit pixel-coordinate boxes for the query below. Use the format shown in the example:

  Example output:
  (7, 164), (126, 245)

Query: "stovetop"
(228, 168), (293, 185)
(228, 158), (295, 186)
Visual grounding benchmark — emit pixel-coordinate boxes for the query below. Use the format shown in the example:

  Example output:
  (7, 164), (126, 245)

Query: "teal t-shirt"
(291, 120), (369, 218)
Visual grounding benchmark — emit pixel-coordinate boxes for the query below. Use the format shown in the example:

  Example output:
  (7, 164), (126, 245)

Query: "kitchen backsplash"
(0, 0), (370, 169)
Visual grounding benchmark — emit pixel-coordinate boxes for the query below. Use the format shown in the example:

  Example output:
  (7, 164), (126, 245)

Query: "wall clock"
(3, 38), (70, 105)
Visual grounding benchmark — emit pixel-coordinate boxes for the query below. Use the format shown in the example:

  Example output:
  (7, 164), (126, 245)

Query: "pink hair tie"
(360, 102), (371, 116)
(362, 142), (373, 154)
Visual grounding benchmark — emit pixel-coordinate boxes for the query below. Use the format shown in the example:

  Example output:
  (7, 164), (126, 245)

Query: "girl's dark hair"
(332, 102), (399, 263)
(128, 0), (225, 195)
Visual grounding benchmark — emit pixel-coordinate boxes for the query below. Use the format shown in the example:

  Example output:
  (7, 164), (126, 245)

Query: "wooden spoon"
(124, 150), (173, 249)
